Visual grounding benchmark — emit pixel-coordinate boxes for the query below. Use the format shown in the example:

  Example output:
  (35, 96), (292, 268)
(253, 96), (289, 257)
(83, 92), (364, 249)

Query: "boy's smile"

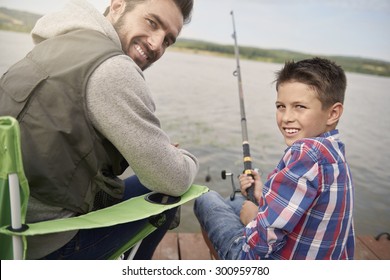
(276, 81), (334, 146)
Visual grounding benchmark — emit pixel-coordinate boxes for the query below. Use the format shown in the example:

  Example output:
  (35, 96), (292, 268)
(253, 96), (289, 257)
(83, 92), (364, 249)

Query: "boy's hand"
(238, 169), (263, 202)
(240, 200), (258, 225)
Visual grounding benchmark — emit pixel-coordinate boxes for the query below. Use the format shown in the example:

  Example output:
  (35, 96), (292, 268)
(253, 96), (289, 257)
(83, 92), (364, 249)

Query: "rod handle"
(247, 186), (256, 204)
(244, 171), (257, 205)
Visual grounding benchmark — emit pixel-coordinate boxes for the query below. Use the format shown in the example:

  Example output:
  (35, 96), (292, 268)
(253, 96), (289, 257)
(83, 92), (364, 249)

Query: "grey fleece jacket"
(26, 0), (199, 259)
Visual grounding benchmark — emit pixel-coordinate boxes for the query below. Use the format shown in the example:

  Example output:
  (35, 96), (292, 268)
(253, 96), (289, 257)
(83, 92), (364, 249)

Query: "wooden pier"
(152, 232), (390, 260)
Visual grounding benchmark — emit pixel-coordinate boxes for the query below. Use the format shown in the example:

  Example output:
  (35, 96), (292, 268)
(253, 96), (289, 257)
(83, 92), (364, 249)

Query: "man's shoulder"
(92, 54), (144, 82)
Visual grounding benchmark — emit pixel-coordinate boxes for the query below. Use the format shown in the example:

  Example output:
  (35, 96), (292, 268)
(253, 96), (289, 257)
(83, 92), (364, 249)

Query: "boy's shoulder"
(292, 130), (340, 148)
(289, 130), (344, 164)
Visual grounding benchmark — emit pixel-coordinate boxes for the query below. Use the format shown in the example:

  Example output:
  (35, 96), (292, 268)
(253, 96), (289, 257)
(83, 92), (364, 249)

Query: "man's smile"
(135, 44), (149, 60)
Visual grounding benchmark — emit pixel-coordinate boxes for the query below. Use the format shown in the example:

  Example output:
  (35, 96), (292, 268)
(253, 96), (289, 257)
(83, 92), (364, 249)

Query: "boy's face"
(276, 81), (334, 146)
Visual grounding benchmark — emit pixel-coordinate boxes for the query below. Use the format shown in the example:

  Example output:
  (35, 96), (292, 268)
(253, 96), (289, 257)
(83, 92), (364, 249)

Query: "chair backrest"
(0, 116), (30, 259)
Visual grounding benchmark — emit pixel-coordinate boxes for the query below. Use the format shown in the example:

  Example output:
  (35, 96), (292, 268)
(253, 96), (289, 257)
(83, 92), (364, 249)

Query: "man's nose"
(147, 33), (165, 57)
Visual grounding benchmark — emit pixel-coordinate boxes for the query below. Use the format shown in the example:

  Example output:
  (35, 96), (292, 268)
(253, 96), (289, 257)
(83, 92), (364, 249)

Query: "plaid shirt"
(241, 130), (355, 259)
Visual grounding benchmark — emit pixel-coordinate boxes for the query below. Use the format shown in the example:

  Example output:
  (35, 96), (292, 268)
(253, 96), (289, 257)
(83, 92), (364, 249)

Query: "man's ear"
(327, 102), (343, 126)
(109, 0), (125, 18)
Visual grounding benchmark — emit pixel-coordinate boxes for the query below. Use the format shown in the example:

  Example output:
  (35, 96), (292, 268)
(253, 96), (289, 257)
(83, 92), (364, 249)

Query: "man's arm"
(86, 55), (199, 196)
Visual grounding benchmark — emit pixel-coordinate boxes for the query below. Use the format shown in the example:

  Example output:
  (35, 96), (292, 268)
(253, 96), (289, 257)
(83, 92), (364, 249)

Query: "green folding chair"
(0, 116), (208, 260)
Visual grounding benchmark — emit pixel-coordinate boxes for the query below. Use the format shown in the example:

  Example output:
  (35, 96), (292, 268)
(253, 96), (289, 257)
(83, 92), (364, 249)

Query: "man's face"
(108, 0), (183, 70)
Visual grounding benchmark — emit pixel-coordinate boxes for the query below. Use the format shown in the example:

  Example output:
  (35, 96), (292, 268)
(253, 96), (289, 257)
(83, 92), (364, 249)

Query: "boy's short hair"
(275, 57), (347, 109)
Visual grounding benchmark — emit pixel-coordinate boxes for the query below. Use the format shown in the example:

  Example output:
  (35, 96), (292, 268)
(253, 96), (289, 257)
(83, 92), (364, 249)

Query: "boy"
(194, 57), (355, 260)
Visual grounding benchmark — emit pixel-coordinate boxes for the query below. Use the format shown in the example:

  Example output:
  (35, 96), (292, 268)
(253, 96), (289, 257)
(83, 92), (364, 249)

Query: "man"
(0, 0), (198, 259)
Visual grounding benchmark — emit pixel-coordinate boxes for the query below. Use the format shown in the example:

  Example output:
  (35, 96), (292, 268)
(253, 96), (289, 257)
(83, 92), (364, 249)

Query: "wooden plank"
(178, 232), (212, 260)
(153, 233), (389, 260)
(152, 232), (179, 260)
(354, 236), (378, 260)
(358, 235), (390, 260)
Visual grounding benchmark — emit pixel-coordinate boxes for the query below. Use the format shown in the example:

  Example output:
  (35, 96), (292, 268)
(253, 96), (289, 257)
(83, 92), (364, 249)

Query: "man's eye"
(146, 18), (157, 28)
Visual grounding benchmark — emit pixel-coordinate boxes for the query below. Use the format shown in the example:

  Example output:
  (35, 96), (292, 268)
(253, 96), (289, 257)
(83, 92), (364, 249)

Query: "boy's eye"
(276, 104), (285, 109)
(296, 105), (307, 109)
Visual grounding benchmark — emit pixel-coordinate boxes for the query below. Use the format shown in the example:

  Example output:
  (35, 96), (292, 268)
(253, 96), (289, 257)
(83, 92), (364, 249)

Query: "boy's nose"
(282, 109), (295, 123)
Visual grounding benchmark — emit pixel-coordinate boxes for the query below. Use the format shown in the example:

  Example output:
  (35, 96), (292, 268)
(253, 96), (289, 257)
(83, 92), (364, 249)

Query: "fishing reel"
(221, 168), (261, 204)
(221, 170), (241, 201)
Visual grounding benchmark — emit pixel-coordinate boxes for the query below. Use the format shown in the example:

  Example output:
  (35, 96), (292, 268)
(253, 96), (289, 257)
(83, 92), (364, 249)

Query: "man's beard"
(112, 16), (155, 71)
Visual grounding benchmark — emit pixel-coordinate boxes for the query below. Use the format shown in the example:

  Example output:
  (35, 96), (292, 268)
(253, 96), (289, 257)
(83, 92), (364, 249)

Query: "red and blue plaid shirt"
(242, 130), (355, 259)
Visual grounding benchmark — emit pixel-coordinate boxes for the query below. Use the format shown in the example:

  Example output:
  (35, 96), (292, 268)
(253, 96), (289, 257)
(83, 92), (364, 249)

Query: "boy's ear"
(327, 102), (343, 126)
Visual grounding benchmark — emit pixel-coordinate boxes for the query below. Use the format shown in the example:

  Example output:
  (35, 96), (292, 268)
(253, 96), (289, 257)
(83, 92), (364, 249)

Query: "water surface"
(1, 30), (389, 235)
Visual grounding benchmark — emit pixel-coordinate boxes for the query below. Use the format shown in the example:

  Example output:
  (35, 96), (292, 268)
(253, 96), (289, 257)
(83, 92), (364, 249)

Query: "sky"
(1, 0), (389, 62)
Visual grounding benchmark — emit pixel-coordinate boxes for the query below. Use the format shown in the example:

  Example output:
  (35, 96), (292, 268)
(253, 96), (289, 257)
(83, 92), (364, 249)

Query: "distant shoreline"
(171, 39), (390, 78)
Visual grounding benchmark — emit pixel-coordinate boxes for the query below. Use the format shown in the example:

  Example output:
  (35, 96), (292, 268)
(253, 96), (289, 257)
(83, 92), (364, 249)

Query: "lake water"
(1, 30), (389, 236)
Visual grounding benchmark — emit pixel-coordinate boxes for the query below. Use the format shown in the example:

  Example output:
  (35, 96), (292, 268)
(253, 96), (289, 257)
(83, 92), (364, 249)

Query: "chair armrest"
(0, 184), (208, 237)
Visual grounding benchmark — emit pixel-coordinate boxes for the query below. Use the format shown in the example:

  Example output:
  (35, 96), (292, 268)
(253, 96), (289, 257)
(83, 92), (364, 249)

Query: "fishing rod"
(226, 10), (257, 204)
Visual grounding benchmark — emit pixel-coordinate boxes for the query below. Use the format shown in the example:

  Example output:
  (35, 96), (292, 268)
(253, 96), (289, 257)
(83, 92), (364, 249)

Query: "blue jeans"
(41, 176), (177, 260)
(193, 190), (246, 260)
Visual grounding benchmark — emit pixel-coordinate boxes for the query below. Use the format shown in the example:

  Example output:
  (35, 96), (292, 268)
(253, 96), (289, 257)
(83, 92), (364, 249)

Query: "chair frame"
(0, 116), (208, 260)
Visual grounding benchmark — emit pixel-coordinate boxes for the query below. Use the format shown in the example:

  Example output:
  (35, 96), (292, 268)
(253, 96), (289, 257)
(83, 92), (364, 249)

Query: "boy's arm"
(240, 201), (258, 225)
(242, 144), (319, 259)
(239, 169), (263, 225)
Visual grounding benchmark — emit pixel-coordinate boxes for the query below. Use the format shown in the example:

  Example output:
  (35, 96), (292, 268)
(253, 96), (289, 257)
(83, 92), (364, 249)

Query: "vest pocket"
(0, 56), (48, 117)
